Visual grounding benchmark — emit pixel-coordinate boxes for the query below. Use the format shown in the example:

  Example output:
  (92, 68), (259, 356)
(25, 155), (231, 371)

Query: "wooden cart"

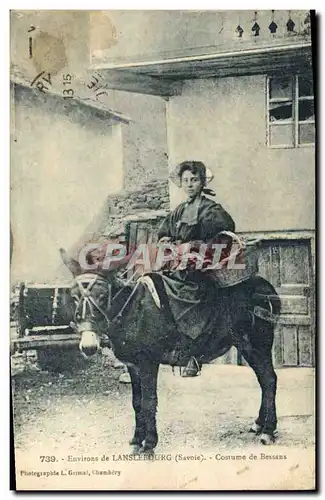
(10, 281), (82, 371)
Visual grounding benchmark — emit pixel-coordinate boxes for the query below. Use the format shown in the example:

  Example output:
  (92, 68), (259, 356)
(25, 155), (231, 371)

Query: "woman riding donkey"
(60, 160), (280, 451)
(157, 160), (235, 377)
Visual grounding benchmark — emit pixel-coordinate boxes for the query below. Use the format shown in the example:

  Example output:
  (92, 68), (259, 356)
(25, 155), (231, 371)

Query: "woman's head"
(176, 161), (207, 199)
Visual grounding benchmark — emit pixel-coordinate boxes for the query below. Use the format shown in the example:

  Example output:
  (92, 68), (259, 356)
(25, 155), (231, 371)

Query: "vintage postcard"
(10, 9), (316, 491)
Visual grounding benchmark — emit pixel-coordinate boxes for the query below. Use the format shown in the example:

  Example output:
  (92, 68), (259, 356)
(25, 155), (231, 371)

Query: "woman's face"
(181, 170), (203, 199)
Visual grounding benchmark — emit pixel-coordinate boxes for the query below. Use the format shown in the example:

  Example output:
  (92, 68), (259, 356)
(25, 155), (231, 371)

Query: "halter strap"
(74, 274), (111, 328)
(73, 272), (142, 330)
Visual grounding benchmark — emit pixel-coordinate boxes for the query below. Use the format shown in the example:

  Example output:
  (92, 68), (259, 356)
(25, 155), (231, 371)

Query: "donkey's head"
(60, 247), (129, 357)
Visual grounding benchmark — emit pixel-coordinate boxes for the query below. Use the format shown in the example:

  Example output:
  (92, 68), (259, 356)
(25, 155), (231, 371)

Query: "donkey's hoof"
(129, 437), (143, 446)
(260, 433), (276, 445)
(138, 445), (155, 456)
(249, 423), (262, 434)
(130, 444), (141, 454)
(129, 437), (144, 454)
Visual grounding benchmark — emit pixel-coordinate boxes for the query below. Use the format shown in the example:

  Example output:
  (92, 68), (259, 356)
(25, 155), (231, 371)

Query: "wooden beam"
(11, 333), (113, 350)
(11, 333), (79, 350)
(129, 49), (312, 79)
(91, 45), (312, 96)
(156, 61), (312, 80)
(99, 69), (183, 98)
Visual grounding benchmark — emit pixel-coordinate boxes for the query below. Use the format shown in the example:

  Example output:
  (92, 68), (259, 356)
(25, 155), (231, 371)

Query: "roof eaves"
(10, 75), (131, 124)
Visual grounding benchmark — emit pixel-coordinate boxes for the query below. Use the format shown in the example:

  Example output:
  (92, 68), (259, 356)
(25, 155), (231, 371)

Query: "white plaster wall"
(166, 76), (315, 233)
(11, 86), (123, 283)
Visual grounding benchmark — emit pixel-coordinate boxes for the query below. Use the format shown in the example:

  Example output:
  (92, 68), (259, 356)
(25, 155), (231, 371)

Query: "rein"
(110, 280), (141, 324)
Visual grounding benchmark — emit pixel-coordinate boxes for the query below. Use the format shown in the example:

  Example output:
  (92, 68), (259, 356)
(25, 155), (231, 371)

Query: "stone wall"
(80, 178), (170, 247)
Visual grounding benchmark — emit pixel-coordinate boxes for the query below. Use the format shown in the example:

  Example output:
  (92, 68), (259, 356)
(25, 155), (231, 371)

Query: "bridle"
(71, 271), (141, 339)
(72, 273), (112, 333)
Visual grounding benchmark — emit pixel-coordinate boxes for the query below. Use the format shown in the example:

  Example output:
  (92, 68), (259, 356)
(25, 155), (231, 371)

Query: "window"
(267, 75), (315, 148)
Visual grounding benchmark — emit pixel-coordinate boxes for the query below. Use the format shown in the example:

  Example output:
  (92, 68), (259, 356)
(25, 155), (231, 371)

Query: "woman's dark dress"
(158, 195), (235, 243)
(157, 196), (235, 340)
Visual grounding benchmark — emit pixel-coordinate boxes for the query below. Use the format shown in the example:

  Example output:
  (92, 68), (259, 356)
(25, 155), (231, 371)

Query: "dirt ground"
(11, 350), (315, 490)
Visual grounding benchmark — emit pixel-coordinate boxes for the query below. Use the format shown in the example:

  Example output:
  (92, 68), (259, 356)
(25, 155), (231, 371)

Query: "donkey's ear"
(59, 248), (82, 277)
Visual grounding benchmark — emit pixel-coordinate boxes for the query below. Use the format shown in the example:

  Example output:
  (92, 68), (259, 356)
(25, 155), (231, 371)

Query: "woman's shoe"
(181, 357), (201, 377)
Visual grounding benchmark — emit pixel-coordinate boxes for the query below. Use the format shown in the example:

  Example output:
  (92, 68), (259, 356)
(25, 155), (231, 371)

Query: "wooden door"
(258, 238), (314, 368)
(126, 217), (164, 280)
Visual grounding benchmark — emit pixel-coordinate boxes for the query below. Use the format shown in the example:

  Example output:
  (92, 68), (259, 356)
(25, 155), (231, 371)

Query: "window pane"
(269, 77), (293, 100)
(299, 99), (314, 121)
(299, 76), (314, 97)
(299, 123), (315, 145)
(270, 124), (294, 147)
(269, 101), (293, 122)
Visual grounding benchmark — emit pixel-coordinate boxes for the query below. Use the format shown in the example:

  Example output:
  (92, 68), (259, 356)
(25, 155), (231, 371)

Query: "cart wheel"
(37, 346), (87, 373)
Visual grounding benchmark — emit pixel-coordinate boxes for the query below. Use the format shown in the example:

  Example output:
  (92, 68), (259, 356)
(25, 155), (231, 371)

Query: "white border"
(4, 2), (324, 9)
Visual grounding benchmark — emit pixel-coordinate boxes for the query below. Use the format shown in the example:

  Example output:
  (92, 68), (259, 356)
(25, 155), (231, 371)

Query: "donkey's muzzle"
(79, 330), (100, 357)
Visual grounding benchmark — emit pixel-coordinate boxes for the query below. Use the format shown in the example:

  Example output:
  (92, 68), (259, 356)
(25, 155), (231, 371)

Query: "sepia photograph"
(9, 8), (316, 491)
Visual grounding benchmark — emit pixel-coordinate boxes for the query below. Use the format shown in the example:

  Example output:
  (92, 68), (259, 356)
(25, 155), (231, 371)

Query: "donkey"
(60, 248), (281, 453)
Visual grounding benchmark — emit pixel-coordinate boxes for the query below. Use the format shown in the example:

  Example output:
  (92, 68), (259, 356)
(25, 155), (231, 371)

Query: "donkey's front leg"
(127, 364), (145, 450)
(138, 360), (160, 454)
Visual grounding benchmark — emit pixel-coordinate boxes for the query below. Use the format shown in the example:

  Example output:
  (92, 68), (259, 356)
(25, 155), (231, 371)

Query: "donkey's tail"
(250, 276), (281, 324)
